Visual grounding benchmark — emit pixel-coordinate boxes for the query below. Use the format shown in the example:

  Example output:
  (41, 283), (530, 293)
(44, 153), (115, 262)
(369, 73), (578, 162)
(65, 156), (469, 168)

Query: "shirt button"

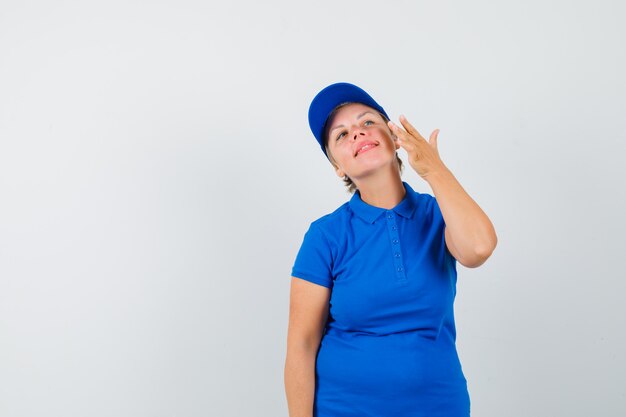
(387, 214), (392, 219)
(395, 253), (401, 258)
(392, 239), (398, 244)
(397, 267), (403, 272)
(392, 226), (397, 230)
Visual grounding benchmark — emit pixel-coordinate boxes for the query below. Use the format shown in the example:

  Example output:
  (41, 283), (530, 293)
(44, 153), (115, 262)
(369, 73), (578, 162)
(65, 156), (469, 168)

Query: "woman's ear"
(328, 152), (345, 177)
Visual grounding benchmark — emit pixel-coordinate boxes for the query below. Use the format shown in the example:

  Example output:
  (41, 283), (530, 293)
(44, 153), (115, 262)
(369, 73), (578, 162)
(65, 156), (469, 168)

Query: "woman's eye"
(364, 120), (374, 126)
(336, 132), (346, 141)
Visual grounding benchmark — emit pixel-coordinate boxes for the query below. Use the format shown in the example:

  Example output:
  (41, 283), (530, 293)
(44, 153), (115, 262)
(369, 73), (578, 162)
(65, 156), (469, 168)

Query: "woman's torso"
(303, 182), (470, 416)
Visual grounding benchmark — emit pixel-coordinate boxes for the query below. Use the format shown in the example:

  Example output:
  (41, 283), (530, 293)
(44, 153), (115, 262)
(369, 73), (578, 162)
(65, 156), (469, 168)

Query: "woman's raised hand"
(388, 115), (447, 180)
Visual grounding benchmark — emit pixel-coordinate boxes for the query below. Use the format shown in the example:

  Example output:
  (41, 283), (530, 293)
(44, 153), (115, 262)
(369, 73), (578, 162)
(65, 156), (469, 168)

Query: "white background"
(1, 1), (625, 416)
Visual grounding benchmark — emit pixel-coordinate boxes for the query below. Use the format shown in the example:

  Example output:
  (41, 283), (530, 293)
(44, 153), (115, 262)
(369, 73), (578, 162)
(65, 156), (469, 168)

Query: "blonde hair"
(322, 103), (404, 194)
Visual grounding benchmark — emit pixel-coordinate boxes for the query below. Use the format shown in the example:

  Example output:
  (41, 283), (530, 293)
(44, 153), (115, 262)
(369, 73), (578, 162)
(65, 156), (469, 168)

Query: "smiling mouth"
(355, 143), (378, 157)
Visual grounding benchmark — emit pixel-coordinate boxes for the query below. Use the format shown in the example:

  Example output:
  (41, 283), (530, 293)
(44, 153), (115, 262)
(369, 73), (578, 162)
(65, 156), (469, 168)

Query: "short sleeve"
(291, 222), (334, 289)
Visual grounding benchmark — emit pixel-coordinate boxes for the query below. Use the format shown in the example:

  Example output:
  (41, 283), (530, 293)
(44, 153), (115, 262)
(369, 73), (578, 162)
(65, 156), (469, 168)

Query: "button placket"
(385, 210), (406, 282)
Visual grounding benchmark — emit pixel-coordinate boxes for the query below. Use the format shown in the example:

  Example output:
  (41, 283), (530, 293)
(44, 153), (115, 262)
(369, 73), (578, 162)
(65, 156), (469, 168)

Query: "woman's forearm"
(284, 346), (318, 417)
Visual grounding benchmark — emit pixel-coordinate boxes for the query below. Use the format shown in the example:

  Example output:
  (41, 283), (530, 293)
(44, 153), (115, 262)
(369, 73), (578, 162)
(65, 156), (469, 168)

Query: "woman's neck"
(354, 168), (406, 210)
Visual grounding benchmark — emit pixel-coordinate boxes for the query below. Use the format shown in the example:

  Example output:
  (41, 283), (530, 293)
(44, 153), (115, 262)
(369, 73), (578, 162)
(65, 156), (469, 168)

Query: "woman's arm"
(426, 166), (498, 268)
(388, 116), (497, 267)
(284, 277), (330, 417)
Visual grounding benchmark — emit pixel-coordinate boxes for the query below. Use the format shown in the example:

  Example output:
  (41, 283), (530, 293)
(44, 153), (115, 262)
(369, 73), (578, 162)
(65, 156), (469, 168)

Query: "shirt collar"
(349, 181), (418, 224)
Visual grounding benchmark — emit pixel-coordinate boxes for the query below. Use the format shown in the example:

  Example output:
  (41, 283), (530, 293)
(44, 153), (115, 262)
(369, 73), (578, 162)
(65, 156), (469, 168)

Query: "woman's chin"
(350, 161), (397, 180)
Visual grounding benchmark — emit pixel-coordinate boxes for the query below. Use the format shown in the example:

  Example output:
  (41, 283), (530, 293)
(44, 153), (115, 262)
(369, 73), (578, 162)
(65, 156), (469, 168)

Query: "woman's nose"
(352, 131), (366, 140)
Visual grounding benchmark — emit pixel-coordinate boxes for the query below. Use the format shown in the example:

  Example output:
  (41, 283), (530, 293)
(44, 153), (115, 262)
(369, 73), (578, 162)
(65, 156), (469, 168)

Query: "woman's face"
(325, 103), (400, 182)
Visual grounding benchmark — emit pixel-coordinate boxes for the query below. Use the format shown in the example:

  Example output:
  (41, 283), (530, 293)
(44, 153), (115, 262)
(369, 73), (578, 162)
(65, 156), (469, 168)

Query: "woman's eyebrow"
(329, 111), (377, 134)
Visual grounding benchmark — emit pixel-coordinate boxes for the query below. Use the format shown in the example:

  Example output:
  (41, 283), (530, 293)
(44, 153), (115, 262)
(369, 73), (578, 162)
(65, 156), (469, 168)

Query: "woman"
(284, 82), (497, 417)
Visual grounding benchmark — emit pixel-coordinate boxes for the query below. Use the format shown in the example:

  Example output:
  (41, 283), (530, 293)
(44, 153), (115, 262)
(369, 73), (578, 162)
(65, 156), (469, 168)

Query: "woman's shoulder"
(309, 201), (351, 229)
(294, 203), (350, 254)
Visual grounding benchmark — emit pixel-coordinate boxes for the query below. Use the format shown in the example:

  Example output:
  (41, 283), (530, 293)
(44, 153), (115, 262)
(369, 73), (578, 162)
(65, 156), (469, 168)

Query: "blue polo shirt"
(291, 181), (470, 417)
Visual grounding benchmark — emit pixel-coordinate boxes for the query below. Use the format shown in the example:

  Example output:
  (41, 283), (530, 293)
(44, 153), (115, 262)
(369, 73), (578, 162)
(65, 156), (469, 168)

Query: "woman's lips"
(355, 142), (378, 157)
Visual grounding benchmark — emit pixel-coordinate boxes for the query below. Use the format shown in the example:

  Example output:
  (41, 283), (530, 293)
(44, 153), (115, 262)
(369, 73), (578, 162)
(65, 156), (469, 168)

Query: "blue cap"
(308, 82), (389, 159)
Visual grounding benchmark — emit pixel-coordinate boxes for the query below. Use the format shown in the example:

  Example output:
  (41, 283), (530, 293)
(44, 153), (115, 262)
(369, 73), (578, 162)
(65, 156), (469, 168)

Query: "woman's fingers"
(388, 120), (408, 140)
(399, 115), (425, 141)
(388, 121), (409, 145)
(388, 122), (419, 157)
(388, 120), (419, 150)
